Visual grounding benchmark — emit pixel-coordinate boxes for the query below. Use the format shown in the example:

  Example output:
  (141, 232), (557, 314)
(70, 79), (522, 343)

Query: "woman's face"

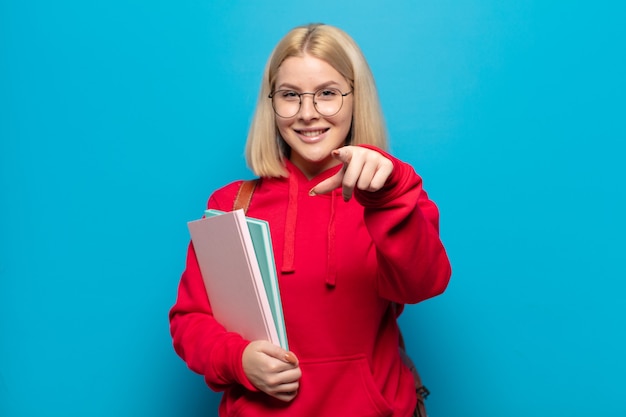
(273, 54), (353, 179)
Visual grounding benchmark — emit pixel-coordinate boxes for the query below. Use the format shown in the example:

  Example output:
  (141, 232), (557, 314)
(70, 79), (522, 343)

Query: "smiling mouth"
(296, 128), (329, 137)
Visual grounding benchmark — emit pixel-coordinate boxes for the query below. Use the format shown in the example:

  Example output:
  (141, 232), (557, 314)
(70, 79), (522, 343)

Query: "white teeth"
(300, 130), (325, 137)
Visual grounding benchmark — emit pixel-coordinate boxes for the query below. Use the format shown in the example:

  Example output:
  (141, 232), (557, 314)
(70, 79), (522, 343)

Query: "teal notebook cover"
(205, 209), (288, 350)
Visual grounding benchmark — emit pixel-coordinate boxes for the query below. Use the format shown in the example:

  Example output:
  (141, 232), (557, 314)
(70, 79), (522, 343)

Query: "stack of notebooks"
(187, 209), (288, 350)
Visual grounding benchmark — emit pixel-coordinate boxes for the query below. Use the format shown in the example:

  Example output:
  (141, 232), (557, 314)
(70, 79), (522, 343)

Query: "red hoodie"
(170, 147), (451, 417)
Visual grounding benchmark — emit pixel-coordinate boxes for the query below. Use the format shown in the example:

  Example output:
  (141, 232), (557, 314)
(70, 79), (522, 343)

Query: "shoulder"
(206, 180), (247, 211)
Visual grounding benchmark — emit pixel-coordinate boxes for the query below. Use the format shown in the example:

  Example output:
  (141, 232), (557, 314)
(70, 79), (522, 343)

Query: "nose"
(298, 93), (318, 120)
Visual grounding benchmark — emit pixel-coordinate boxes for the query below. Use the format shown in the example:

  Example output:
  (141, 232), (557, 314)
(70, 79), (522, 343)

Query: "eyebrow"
(275, 81), (344, 91)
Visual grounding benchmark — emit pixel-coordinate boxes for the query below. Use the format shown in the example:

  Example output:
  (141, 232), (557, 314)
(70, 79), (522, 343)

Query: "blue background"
(1, 1), (625, 416)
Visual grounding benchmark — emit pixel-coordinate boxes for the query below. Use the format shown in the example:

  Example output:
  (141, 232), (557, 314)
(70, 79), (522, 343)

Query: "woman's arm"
(169, 183), (258, 392)
(311, 145), (452, 304)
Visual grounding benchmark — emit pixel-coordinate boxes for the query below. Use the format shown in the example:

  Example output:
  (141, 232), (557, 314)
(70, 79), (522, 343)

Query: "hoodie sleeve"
(169, 181), (259, 392)
(353, 146), (452, 304)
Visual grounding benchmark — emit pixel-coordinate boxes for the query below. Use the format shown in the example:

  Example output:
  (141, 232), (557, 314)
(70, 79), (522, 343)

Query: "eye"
(278, 90), (300, 100)
(317, 88), (339, 98)
(316, 89), (341, 101)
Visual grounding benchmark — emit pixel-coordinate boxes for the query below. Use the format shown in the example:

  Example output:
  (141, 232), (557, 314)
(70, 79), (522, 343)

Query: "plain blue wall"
(1, 1), (624, 416)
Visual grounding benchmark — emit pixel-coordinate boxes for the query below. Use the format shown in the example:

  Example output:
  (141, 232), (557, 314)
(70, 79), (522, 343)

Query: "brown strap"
(396, 305), (429, 416)
(233, 179), (259, 214)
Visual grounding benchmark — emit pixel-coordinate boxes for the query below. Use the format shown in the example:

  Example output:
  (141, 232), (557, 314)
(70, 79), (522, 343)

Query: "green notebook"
(205, 209), (288, 350)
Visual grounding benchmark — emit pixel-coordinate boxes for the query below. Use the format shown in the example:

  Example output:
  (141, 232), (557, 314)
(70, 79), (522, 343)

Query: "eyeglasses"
(268, 88), (353, 118)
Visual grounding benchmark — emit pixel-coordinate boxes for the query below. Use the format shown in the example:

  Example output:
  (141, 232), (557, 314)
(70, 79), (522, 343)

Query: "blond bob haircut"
(246, 23), (389, 178)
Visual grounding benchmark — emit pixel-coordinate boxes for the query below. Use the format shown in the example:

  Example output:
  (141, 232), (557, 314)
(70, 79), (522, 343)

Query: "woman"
(170, 23), (451, 417)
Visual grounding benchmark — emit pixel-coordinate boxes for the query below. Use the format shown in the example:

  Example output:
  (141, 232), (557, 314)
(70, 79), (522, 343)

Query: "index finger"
(308, 167), (344, 196)
(308, 147), (353, 197)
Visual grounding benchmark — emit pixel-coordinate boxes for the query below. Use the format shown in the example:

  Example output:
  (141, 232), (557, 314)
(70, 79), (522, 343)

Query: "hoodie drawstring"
(326, 190), (337, 287)
(281, 172), (298, 274)
(281, 163), (340, 287)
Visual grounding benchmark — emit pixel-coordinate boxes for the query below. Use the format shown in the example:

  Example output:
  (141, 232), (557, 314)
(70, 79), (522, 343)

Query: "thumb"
(260, 342), (299, 366)
(283, 351), (299, 366)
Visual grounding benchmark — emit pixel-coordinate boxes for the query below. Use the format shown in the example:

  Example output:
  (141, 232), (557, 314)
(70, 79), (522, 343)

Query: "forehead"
(275, 54), (348, 89)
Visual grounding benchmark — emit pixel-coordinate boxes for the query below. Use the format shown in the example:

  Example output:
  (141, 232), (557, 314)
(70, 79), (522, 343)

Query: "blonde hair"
(246, 24), (389, 178)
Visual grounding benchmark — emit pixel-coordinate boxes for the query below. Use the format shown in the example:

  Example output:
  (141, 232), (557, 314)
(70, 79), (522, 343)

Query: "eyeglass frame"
(268, 87), (353, 118)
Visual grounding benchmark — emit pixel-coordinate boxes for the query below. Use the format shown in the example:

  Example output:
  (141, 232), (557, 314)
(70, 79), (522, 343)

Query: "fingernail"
(308, 188), (317, 197)
(284, 351), (298, 365)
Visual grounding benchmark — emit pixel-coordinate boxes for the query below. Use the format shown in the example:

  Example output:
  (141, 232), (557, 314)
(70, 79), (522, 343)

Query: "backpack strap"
(395, 304), (430, 417)
(399, 331), (430, 417)
(233, 179), (259, 214)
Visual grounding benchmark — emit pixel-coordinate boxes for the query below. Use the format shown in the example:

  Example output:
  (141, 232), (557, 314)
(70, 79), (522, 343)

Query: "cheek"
(337, 104), (353, 130)
(274, 118), (290, 136)
(336, 113), (353, 134)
